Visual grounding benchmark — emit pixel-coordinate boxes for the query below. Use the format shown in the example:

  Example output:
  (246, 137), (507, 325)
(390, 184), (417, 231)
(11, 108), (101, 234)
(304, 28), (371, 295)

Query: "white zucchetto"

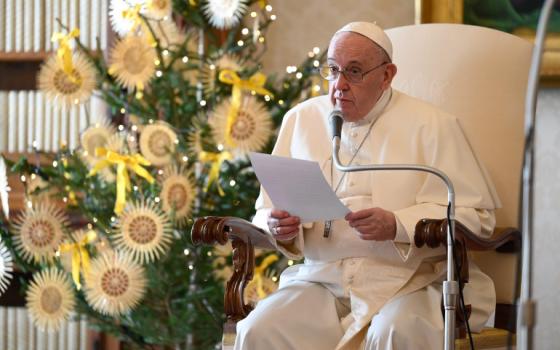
(335, 22), (393, 60)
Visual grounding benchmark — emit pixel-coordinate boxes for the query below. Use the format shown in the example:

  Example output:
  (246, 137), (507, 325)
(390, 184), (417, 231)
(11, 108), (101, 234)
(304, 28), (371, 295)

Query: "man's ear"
(383, 63), (397, 89)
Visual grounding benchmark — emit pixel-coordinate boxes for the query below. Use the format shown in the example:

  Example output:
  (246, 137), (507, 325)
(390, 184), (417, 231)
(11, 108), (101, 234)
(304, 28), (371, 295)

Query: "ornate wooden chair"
(192, 24), (532, 349)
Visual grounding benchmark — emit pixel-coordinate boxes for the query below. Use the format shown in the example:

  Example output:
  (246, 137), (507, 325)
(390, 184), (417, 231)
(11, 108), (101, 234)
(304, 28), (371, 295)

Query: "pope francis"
(234, 22), (500, 350)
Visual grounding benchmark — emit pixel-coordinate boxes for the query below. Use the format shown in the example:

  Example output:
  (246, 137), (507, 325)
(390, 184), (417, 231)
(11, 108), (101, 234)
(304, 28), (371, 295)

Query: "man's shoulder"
(284, 95), (331, 120)
(391, 90), (458, 124)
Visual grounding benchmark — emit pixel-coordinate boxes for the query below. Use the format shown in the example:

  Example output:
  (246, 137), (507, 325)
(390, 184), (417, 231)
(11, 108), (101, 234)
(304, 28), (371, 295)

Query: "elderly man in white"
(235, 22), (500, 350)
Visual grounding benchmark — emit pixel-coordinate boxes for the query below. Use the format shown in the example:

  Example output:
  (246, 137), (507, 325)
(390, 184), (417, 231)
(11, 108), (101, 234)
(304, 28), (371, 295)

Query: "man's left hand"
(345, 208), (397, 241)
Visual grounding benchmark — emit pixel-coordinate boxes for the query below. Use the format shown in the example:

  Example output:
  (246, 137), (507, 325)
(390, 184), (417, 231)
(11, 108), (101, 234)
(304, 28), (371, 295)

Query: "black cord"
(447, 203), (475, 350)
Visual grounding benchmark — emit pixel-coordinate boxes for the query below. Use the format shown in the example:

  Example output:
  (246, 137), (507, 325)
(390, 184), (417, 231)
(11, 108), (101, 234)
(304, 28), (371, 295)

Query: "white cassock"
(235, 89), (501, 350)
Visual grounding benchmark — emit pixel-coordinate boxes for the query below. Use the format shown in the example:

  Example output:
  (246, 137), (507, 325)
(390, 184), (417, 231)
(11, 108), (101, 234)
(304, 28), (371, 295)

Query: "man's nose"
(333, 72), (350, 90)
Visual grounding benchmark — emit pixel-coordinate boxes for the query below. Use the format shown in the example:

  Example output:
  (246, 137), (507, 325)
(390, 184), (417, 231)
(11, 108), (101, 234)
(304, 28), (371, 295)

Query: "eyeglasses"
(319, 61), (388, 83)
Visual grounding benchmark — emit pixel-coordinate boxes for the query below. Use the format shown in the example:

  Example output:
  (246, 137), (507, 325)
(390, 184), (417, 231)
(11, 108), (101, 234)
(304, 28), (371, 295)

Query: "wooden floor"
(456, 328), (516, 350)
(223, 327), (516, 350)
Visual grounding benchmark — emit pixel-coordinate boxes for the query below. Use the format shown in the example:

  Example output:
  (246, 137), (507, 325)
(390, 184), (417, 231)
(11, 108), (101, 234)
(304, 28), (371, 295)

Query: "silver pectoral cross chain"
(323, 114), (379, 238)
(323, 220), (333, 238)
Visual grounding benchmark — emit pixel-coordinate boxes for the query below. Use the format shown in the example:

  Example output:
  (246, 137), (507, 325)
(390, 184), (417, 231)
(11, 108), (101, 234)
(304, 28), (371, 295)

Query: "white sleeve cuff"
(393, 216), (410, 244)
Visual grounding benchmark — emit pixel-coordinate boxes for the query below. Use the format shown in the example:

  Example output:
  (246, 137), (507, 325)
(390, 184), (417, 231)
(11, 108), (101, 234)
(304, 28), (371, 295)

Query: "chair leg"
(222, 320), (237, 349)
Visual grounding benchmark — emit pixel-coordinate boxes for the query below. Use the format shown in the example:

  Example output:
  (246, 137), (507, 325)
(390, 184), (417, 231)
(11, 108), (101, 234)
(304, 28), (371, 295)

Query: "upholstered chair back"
(386, 24), (532, 307)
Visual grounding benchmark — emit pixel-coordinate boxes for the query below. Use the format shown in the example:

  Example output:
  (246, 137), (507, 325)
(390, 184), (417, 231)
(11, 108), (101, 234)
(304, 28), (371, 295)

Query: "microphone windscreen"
(329, 109), (344, 139)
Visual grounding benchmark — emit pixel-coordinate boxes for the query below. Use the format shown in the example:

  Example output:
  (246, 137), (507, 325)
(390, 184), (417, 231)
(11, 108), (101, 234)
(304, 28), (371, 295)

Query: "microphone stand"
(331, 117), (458, 350)
(518, 1), (556, 348)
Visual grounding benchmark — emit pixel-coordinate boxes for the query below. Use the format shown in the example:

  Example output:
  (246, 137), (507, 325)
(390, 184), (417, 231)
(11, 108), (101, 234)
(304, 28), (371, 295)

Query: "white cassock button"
(351, 132), (358, 137)
(349, 181), (355, 186)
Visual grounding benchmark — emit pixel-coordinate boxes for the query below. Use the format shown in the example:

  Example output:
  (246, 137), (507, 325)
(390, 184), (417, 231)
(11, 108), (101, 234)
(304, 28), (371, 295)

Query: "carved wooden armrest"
(414, 219), (521, 252)
(414, 218), (521, 295)
(414, 218), (521, 337)
(191, 216), (275, 325)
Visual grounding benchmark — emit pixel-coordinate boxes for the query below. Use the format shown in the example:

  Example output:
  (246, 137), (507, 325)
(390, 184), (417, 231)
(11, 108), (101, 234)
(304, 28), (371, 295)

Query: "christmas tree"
(0, 0), (325, 348)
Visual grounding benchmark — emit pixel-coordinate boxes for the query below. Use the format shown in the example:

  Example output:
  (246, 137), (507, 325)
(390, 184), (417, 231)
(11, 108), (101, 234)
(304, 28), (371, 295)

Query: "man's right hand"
(267, 209), (300, 242)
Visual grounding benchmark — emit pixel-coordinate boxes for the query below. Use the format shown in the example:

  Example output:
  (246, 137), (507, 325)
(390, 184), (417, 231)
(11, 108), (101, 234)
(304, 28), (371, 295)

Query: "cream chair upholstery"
(387, 23), (531, 228)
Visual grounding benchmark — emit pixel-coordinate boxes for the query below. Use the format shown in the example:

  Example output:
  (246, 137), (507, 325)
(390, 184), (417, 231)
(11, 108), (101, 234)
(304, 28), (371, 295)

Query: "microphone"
(329, 108), (344, 140)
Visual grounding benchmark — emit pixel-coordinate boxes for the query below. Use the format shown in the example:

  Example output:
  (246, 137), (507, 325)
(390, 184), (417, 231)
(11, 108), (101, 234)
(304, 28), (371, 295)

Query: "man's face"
(327, 32), (396, 122)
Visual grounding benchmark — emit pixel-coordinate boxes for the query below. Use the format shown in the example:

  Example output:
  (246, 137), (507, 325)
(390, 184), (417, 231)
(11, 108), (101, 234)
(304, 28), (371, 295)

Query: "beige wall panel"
(261, 0), (414, 74)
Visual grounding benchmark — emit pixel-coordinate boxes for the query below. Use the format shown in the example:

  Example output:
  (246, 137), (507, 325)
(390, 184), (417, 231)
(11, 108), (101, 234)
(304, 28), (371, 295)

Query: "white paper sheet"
(249, 152), (349, 223)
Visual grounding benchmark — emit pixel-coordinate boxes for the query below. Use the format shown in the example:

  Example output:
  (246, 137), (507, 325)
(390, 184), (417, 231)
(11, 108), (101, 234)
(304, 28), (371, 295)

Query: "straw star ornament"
(84, 252), (147, 316)
(12, 201), (69, 264)
(139, 121), (178, 167)
(26, 268), (76, 332)
(112, 200), (173, 264)
(159, 165), (196, 227)
(209, 96), (272, 156)
(109, 36), (157, 93)
(38, 52), (97, 109)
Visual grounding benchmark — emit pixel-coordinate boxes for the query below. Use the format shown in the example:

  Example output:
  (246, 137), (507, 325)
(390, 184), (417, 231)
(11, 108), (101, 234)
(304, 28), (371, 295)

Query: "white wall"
(533, 88), (560, 349)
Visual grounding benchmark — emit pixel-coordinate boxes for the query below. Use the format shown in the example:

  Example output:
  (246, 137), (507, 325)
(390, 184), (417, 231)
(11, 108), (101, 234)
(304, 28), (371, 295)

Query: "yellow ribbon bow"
(121, 4), (144, 31)
(121, 4), (157, 47)
(218, 69), (273, 147)
(59, 230), (97, 290)
(199, 150), (233, 196)
(251, 254), (279, 299)
(51, 29), (80, 82)
(88, 148), (155, 214)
